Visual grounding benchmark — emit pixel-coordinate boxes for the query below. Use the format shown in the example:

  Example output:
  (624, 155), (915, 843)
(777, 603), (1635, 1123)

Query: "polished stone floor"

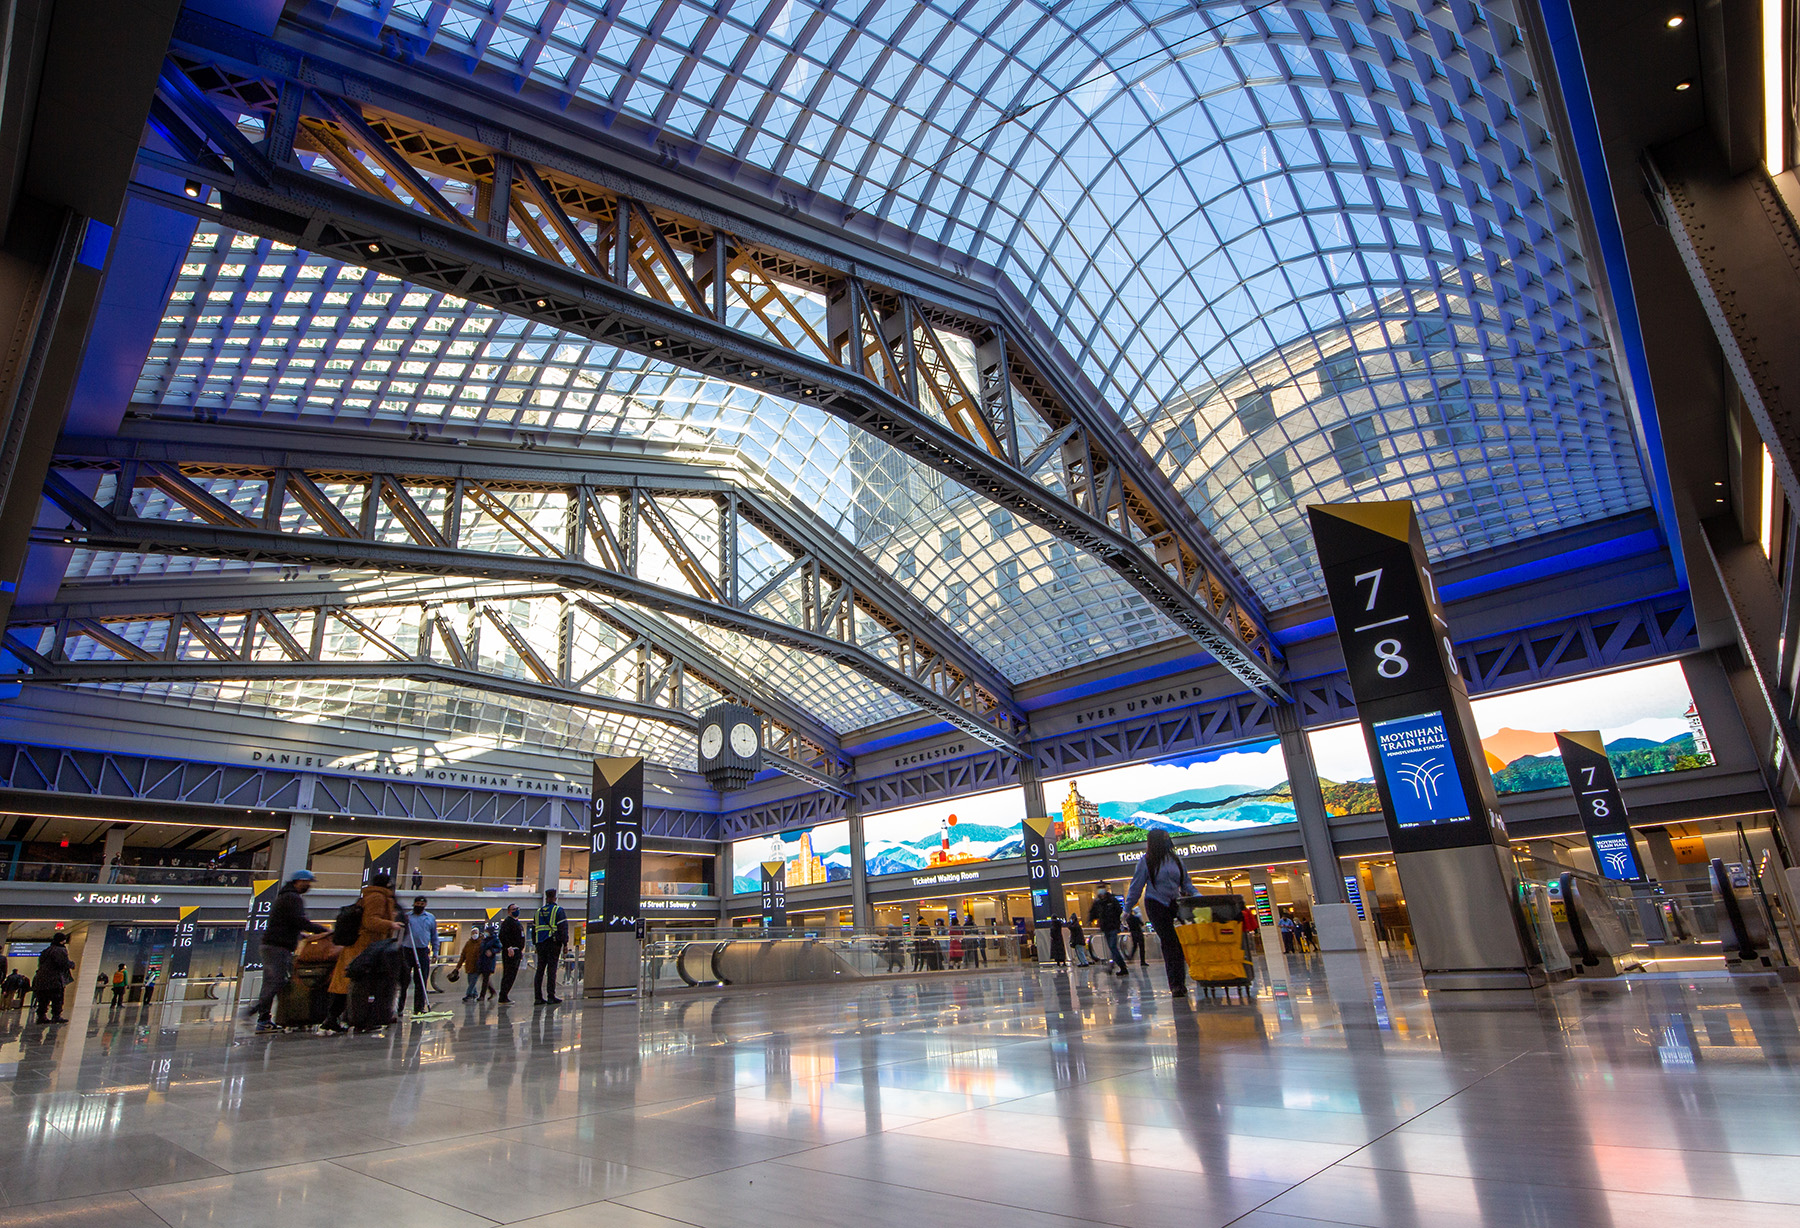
(0, 950), (1797, 1226)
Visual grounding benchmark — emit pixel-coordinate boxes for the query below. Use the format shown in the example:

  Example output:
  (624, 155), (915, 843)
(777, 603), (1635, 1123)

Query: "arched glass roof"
(66, 0), (1663, 769)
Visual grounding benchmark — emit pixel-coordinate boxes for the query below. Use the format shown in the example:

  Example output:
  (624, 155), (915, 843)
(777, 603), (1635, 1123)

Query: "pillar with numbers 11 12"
(1307, 500), (1543, 988)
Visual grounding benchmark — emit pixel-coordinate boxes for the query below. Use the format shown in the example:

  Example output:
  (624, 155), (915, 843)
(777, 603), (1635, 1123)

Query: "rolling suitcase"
(343, 938), (401, 1031)
(274, 961), (331, 1029)
(345, 969), (397, 1031)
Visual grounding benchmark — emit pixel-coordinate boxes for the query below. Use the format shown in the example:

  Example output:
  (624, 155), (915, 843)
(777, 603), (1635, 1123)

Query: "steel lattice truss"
(138, 20), (1284, 696)
(263, 0), (1652, 610)
(27, 427), (1025, 757)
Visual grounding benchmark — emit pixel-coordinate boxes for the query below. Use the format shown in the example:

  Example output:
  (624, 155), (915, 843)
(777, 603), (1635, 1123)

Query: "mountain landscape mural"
(1304, 660), (1716, 817)
(860, 789), (1028, 877)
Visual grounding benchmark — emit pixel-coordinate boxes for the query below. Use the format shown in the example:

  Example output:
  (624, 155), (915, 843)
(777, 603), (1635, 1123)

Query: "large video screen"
(731, 821), (850, 895)
(861, 788), (1026, 877)
(1307, 660), (1715, 811)
(1045, 738), (1299, 853)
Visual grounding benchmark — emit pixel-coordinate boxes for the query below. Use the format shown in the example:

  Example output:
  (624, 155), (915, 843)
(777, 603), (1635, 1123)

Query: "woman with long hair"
(1126, 829), (1196, 997)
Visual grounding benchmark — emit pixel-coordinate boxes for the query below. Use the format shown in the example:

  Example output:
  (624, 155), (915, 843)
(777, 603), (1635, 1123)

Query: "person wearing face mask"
(398, 895), (439, 1016)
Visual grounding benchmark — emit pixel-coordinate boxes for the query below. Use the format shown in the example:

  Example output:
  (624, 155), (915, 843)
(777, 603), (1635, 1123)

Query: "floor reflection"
(0, 958), (1793, 1225)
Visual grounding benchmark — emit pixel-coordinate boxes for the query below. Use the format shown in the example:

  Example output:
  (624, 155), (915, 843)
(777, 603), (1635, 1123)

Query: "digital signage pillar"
(760, 862), (787, 927)
(1308, 500), (1543, 989)
(1021, 815), (1066, 926)
(361, 839), (402, 887)
(1554, 731), (1646, 882)
(585, 756), (644, 998)
(167, 906), (199, 992)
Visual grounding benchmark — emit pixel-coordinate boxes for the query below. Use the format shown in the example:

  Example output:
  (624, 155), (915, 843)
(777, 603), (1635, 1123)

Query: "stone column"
(712, 839), (733, 923)
(538, 830), (563, 894)
(1018, 751), (1047, 819)
(847, 786), (871, 930)
(100, 826), (127, 884)
(279, 813), (312, 882)
(1274, 705), (1362, 951)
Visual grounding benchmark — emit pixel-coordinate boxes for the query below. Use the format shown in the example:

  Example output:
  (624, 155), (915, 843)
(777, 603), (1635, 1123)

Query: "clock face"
(730, 722), (759, 758)
(699, 724), (724, 760)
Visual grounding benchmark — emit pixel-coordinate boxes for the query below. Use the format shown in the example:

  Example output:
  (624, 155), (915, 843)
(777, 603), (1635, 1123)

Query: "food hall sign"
(70, 892), (160, 906)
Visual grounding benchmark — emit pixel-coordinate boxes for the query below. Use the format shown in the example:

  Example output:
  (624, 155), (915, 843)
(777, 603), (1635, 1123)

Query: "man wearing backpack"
(243, 869), (329, 1033)
(531, 889), (569, 1005)
(497, 903), (525, 1003)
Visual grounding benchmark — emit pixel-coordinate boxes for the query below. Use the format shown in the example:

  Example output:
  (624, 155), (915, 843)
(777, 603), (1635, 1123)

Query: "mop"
(405, 956), (454, 1020)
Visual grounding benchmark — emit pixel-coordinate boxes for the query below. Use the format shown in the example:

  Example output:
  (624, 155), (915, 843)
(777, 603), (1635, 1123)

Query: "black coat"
(263, 883), (328, 952)
(498, 915), (525, 953)
(1088, 892), (1124, 934)
(32, 944), (73, 991)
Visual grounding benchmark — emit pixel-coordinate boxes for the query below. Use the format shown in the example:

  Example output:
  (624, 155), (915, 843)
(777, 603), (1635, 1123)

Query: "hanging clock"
(697, 702), (762, 791)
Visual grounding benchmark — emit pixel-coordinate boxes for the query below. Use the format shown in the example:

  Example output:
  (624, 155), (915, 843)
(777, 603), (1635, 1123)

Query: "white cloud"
(1050, 742), (1288, 804)
(1469, 661), (1697, 740)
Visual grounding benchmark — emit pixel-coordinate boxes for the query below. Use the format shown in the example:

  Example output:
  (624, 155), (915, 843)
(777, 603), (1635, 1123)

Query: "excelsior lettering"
(891, 742), (968, 769)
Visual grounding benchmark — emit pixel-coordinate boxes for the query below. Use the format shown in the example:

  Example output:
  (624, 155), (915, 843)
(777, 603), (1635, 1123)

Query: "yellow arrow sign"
(178, 905), (201, 921)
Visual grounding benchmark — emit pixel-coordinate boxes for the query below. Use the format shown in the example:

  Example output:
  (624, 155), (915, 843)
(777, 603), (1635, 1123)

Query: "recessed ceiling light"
(1676, 80), (1693, 91)
(1667, 14), (1684, 28)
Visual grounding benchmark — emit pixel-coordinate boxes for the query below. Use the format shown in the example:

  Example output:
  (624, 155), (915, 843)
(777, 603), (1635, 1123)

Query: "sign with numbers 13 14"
(590, 757), (644, 933)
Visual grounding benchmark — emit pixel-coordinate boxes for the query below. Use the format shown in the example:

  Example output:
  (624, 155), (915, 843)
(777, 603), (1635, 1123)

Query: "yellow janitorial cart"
(1173, 894), (1256, 1002)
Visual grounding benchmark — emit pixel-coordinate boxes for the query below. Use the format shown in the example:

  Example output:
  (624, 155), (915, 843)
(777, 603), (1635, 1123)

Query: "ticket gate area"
(1709, 857), (1790, 976)
(1549, 872), (1639, 977)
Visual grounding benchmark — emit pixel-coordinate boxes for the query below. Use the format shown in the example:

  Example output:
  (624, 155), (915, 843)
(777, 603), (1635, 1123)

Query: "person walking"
(1126, 829), (1197, 998)
(1126, 909), (1148, 967)
(1066, 912), (1092, 967)
(398, 896), (438, 1016)
(531, 889), (569, 1005)
(497, 904), (525, 1003)
(458, 929), (482, 1001)
(244, 869), (328, 1033)
(31, 933), (74, 1024)
(410, 864), (424, 892)
(1088, 883), (1129, 975)
(109, 965), (129, 1008)
(477, 924), (501, 1000)
(322, 871), (400, 1033)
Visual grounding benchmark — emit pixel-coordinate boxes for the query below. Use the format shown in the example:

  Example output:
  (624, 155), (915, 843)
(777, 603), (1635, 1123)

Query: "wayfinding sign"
(1308, 500), (1507, 853)
(760, 862), (787, 927)
(1555, 731), (1645, 882)
(1022, 814), (1066, 924)
(590, 756), (644, 932)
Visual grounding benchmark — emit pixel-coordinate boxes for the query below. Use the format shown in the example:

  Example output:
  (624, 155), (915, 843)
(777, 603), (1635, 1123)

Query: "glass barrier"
(642, 881), (712, 897)
(641, 926), (1031, 993)
(7, 862), (260, 888)
(305, 870), (538, 892)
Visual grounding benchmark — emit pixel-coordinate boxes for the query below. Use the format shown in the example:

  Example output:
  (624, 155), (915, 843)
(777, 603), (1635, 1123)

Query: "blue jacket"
(399, 909), (437, 950)
(1126, 852), (1193, 911)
